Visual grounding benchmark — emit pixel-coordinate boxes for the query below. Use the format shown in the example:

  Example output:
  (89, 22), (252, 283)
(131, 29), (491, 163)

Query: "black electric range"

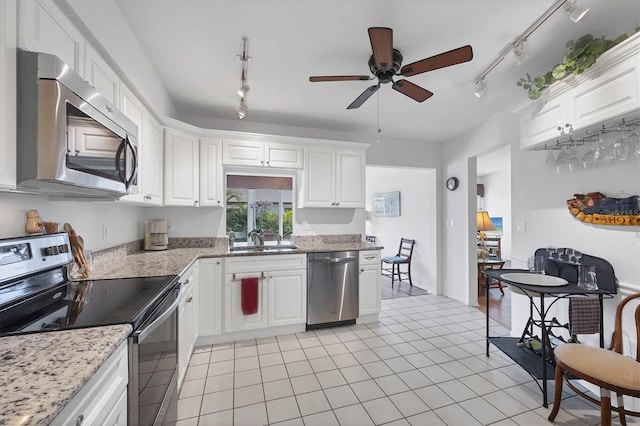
(0, 233), (178, 336)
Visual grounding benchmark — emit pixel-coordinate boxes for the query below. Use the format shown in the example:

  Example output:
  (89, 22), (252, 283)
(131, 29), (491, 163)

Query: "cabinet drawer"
(225, 254), (306, 274)
(359, 250), (381, 265)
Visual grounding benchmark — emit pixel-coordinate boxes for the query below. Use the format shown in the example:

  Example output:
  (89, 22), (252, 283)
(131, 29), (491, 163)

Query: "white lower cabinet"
(359, 250), (381, 316)
(198, 258), (223, 337)
(224, 254), (306, 333)
(178, 262), (199, 387)
(52, 340), (128, 426)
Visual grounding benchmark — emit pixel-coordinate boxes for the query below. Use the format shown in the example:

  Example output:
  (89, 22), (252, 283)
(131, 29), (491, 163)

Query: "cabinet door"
(303, 148), (335, 207)
(267, 269), (307, 327)
(569, 55), (640, 131)
(359, 264), (381, 315)
(142, 115), (163, 205)
(164, 129), (199, 206)
(0, 0), (16, 189)
(224, 273), (267, 332)
(199, 138), (223, 207)
(336, 150), (365, 208)
(18, 0), (84, 74)
(118, 85), (145, 204)
(198, 258), (222, 337)
(85, 43), (119, 106)
(222, 139), (264, 166)
(265, 143), (303, 168)
(519, 95), (567, 150)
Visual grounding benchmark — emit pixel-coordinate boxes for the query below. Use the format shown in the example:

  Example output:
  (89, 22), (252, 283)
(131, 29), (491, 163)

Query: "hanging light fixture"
(236, 38), (250, 119)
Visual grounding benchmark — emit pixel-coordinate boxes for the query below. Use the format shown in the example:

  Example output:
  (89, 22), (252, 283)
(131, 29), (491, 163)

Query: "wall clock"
(446, 177), (459, 191)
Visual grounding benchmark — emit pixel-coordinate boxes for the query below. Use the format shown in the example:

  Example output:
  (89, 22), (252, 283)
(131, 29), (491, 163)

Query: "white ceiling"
(115, 0), (640, 143)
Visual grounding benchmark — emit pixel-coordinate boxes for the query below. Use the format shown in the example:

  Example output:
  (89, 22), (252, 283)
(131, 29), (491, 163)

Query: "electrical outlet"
(516, 221), (527, 234)
(102, 224), (108, 239)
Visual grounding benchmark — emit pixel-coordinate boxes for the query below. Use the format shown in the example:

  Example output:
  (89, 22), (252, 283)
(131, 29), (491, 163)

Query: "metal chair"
(381, 238), (415, 287)
(548, 292), (640, 426)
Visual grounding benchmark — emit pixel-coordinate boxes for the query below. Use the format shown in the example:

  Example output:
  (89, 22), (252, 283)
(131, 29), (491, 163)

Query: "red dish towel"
(241, 277), (259, 315)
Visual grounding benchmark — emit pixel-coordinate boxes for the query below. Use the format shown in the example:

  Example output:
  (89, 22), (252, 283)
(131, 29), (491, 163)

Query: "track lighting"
(513, 39), (530, 65)
(236, 37), (251, 119)
(472, 0), (590, 98)
(474, 78), (487, 98)
(237, 84), (250, 98)
(237, 99), (248, 119)
(563, 0), (589, 23)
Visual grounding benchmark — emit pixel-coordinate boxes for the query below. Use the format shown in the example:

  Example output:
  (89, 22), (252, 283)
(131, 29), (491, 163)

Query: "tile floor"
(167, 295), (636, 425)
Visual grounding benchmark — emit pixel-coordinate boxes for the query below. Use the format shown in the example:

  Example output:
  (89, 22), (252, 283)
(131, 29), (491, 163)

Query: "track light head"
(237, 84), (250, 98)
(513, 39), (530, 65)
(474, 78), (487, 98)
(237, 99), (248, 119)
(563, 0), (589, 23)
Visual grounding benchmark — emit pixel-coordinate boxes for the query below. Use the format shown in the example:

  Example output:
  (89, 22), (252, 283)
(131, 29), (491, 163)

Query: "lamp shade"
(477, 211), (496, 232)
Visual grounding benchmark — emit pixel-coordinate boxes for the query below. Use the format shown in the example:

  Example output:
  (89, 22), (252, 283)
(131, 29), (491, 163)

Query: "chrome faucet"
(249, 229), (264, 246)
(228, 231), (235, 248)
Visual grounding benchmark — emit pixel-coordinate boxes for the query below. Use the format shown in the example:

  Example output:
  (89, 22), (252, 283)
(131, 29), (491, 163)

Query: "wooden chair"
(480, 260), (506, 294)
(548, 292), (640, 426)
(381, 238), (415, 287)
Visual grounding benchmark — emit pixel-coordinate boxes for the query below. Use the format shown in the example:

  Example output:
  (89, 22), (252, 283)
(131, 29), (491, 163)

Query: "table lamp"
(477, 211), (496, 258)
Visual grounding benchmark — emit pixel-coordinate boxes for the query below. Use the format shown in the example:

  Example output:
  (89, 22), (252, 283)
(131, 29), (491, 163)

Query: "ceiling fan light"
(513, 40), (530, 65)
(563, 1), (589, 23)
(474, 78), (487, 98)
(237, 84), (250, 98)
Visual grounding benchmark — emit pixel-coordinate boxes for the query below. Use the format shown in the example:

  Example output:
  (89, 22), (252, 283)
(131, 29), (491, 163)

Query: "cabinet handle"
(364, 256), (375, 260)
(216, 262), (220, 265)
(194, 200), (199, 206)
(74, 149), (80, 155)
(184, 279), (190, 285)
(186, 296), (193, 303)
(335, 202), (340, 206)
(330, 202), (335, 206)
(360, 269), (364, 272)
(217, 200), (221, 204)
(260, 160), (264, 165)
(75, 414), (84, 426)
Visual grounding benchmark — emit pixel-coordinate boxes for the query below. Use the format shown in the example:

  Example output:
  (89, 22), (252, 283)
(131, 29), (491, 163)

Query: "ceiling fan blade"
(400, 45), (473, 77)
(347, 84), (380, 109)
(309, 75), (371, 82)
(368, 27), (393, 72)
(392, 80), (433, 102)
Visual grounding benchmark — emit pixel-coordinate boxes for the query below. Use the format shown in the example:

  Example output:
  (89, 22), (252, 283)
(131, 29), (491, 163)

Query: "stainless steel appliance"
(17, 49), (138, 199)
(144, 220), (169, 251)
(0, 234), (180, 426)
(307, 251), (359, 329)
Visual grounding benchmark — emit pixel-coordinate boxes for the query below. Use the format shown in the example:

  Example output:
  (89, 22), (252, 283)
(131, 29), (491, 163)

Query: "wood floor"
(477, 286), (511, 329)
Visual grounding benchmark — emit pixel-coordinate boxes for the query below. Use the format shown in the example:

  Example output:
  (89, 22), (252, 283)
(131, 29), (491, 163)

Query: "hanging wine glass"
(611, 130), (633, 161)
(592, 133), (608, 164)
(545, 150), (557, 169)
(582, 143), (596, 168)
(629, 130), (640, 158)
(567, 145), (581, 171)
(555, 147), (570, 173)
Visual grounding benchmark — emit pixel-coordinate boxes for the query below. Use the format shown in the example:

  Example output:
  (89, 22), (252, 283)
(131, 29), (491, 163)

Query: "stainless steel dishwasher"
(307, 251), (359, 329)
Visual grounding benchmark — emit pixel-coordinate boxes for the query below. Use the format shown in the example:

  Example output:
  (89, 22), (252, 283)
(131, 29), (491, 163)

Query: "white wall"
(0, 192), (144, 250)
(478, 166), (512, 258)
(442, 108), (640, 305)
(365, 166), (437, 293)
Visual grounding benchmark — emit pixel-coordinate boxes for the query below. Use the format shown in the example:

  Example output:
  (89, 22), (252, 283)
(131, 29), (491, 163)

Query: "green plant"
(517, 31), (634, 100)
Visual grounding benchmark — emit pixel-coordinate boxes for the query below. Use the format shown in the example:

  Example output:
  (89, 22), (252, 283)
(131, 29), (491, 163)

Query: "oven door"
(128, 283), (181, 426)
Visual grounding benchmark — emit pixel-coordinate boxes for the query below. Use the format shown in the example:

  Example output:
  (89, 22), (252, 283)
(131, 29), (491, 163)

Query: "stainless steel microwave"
(17, 49), (138, 199)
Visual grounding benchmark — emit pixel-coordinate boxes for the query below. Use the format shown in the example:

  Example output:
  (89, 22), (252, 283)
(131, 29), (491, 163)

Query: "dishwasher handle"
(308, 256), (358, 264)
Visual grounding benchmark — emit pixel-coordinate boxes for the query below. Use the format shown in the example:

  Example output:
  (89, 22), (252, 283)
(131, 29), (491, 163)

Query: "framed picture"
(487, 216), (503, 236)
(373, 191), (401, 217)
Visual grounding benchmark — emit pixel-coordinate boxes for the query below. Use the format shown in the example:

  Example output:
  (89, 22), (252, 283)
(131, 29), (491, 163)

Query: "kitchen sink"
(229, 245), (299, 253)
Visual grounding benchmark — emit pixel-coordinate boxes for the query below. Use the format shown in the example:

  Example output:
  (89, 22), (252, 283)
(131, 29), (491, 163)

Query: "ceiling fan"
(309, 27), (473, 109)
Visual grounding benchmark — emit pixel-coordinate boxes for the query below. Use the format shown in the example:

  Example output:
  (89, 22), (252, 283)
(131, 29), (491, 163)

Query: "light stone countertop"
(89, 241), (383, 280)
(0, 324), (132, 426)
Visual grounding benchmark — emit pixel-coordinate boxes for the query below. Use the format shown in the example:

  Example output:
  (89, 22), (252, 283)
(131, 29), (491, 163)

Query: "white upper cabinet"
(199, 138), (223, 207)
(222, 139), (303, 168)
(516, 33), (640, 150)
(18, 0), (85, 74)
(336, 150), (366, 208)
(301, 147), (365, 208)
(0, 0), (17, 190)
(164, 129), (200, 206)
(84, 43), (119, 106)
